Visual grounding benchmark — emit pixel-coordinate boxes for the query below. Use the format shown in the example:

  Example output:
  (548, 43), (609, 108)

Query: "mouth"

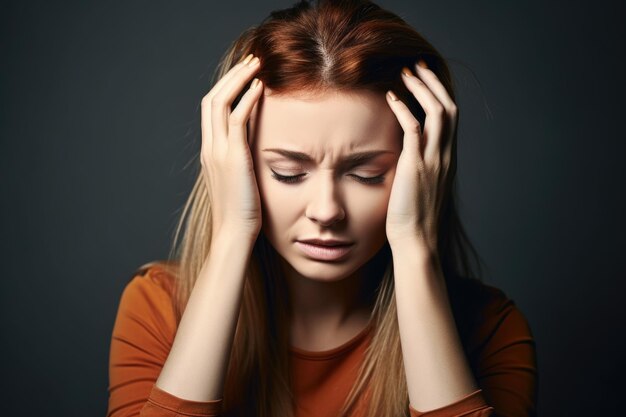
(294, 241), (354, 261)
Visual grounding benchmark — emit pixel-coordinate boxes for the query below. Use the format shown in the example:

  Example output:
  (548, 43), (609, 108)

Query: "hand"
(200, 54), (264, 240)
(384, 60), (458, 253)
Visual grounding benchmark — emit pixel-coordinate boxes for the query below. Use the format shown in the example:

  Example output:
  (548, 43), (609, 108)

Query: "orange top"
(107, 265), (537, 417)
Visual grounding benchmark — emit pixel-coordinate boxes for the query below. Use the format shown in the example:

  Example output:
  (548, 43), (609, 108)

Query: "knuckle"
(211, 94), (226, 107)
(431, 103), (445, 118)
(201, 94), (213, 107)
(200, 151), (209, 167)
(409, 121), (421, 134)
(228, 112), (245, 126)
(446, 105), (458, 121)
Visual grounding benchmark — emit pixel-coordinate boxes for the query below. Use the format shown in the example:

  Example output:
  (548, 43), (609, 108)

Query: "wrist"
(389, 236), (438, 258)
(212, 228), (259, 249)
(213, 222), (260, 243)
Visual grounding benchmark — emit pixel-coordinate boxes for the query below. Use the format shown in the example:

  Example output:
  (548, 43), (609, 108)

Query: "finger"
(229, 77), (264, 147)
(414, 61), (458, 168)
(385, 89), (423, 162)
(211, 56), (261, 153)
(413, 61), (456, 110)
(438, 109), (457, 173)
(401, 66), (445, 164)
(204, 54), (254, 106)
(201, 54), (254, 146)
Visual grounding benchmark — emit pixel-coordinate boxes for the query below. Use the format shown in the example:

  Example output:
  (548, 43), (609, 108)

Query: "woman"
(106, 1), (537, 416)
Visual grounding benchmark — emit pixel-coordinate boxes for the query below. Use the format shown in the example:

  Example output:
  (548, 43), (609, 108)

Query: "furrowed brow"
(262, 148), (394, 165)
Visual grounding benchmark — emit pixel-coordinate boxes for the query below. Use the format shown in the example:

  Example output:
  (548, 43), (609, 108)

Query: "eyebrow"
(262, 148), (395, 165)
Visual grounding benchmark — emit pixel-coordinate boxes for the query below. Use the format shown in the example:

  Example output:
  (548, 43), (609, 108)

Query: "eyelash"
(270, 170), (385, 185)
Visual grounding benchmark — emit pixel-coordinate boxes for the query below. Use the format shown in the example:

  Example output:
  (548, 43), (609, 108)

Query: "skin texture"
(384, 63), (480, 411)
(248, 88), (403, 350)
(155, 54), (480, 411)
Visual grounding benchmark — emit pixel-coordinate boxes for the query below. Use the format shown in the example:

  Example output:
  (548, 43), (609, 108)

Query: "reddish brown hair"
(159, 1), (487, 416)
(222, 0), (482, 288)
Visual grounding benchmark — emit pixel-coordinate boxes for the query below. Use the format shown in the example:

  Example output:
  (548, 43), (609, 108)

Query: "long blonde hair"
(138, 1), (487, 416)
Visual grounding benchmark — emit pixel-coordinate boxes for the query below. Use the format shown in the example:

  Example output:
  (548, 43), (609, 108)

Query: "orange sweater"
(107, 265), (537, 417)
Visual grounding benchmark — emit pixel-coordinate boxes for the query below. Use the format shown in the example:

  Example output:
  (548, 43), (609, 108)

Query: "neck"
(284, 265), (367, 331)
(280, 243), (389, 334)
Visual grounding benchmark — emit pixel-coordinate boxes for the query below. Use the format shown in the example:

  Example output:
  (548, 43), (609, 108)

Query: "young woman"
(106, 1), (537, 416)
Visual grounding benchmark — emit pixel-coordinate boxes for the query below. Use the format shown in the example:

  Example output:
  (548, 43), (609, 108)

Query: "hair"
(137, 1), (488, 416)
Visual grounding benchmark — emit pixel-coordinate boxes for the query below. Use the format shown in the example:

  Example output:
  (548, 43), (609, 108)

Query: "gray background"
(1, 0), (624, 415)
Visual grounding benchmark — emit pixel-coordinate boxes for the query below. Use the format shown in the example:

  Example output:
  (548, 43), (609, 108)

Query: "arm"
(106, 232), (255, 417)
(391, 241), (493, 415)
(385, 60), (536, 416)
(107, 267), (223, 417)
(384, 61), (488, 412)
(109, 53), (265, 415)
(154, 233), (255, 401)
(392, 240), (537, 417)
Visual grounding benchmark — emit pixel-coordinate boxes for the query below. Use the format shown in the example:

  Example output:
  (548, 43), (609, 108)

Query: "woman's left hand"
(384, 60), (458, 253)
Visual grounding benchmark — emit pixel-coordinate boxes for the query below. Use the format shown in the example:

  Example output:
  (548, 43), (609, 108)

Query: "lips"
(295, 240), (354, 261)
(297, 239), (353, 247)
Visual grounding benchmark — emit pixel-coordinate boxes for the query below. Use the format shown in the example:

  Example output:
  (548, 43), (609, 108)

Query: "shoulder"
(108, 261), (181, 402)
(447, 278), (538, 413)
(121, 262), (176, 304)
(447, 277), (535, 359)
(127, 260), (178, 291)
(114, 261), (179, 341)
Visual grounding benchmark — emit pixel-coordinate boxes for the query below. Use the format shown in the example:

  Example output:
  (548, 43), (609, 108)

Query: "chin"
(288, 259), (361, 282)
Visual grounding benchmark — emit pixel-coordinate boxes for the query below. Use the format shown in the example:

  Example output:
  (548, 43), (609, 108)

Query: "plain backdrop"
(1, 0), (624, 415)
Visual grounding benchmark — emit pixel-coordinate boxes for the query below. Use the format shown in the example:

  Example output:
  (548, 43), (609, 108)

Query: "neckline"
(289, 321), (374, 360)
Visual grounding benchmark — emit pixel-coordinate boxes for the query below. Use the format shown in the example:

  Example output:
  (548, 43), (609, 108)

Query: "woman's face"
(249, 88), (403, 282)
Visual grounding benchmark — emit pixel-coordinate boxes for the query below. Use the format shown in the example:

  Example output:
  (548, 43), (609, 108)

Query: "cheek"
(346, 185), (391, 234)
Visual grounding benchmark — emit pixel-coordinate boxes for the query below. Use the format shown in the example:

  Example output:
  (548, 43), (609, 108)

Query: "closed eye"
(270, 170), (385, 185)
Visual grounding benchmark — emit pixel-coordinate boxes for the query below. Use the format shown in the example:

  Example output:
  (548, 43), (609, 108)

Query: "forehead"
(249, 89), (402, 159)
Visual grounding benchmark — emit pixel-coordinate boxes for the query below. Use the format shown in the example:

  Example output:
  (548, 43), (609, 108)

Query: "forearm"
(155, 232), (255, 401)
(391, 240), (479, 412)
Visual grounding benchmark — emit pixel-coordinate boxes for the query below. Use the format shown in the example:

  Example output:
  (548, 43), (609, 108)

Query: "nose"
(305, 172), (346, 227)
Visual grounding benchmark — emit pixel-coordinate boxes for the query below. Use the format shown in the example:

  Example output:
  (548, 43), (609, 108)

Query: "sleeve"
(408, 389), (494, 416)
(106, 271), (224, 417)
(473, 298), (538, 417)
(406, 290), (537, 417)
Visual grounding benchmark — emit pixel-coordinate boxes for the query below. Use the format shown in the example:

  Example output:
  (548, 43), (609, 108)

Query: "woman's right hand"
(200, 54), (264, 240)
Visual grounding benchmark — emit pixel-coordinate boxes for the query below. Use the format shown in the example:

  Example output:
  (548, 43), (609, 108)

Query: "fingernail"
(417, 59), (428, 69)
(387, 90), (398, 101)
(401, 67), (413, 77)
(250, 78), (260, 89)
(242, 53), (254, 65)
(248, 56), (260, 67)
